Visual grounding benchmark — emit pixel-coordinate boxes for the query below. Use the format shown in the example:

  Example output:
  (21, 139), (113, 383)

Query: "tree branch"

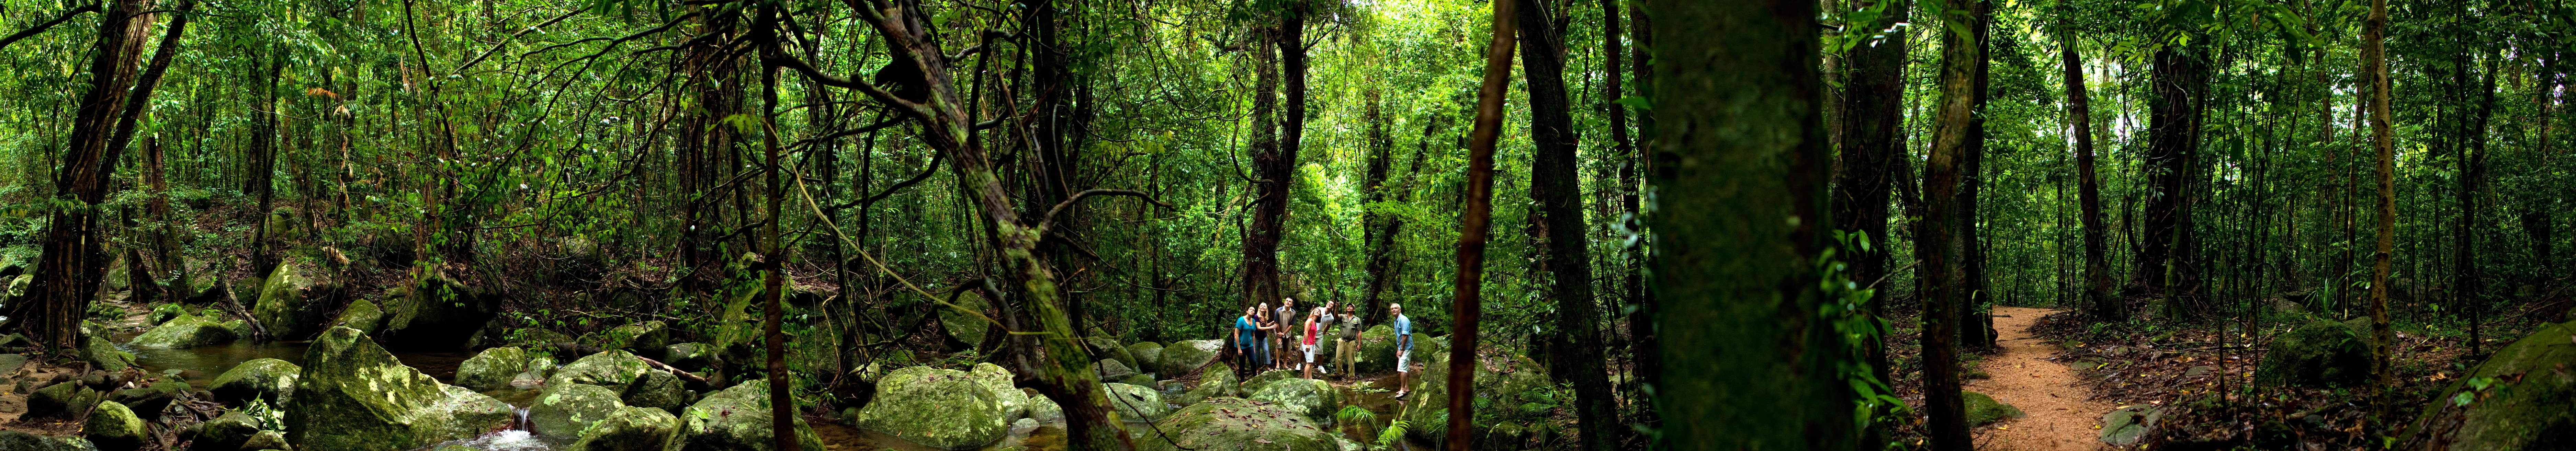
(0, 3), (101, 51)
(1037, 189), (1171, 236)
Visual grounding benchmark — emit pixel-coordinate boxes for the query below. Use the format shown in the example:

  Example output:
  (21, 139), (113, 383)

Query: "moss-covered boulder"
(1102, 382), (1168, 422)
(939, 290), (991, 348)
(622, 369), (694, 413)
(185, 411), (263, 451)
(26, 377), (101, 418)
(969, 363), (1028, 421)
(251, 261), (333, 339)
(570, 406), (680, 451)
(1175, 362), (1236, 406)
(1962, 391), (2025, 426)
(106, 380), (189, 418)
(1095, 358), (1139, 381)
(599, 321), (670, 356)
(2397, 320), (2576, 450)
(454, 346), (533, 391)
(208, 358), (300, 405)
(1128, 342), (1165, 373)
(531, 382), (627, 437)
(510, 355), (559, 390)
(1240, 369), (1298, 395)
(129, 313), (240, 349)
(285, 327), (514, 451)
(1402, 352), (1548, 444)
(1135, 397), (1333, 451)
(0, 430), (100, 451)
(80, 322), (134, 372)
(2254, 319), (2374, 388)
(376, 270), (500, 350)
(335, 298), (385, 334)
(1024, 389), (1064, 423)
(1159, 339), (1223, 377)
(83, 401), (146, 451)
(1246, 378), (1337, 424)
(673, 380), (825, 451)
(1358, 325), (1398, 373)
(240, 430), (287, 451)
(2099, 405), (2165, 447)
(1088, 337), (1140, 373)
(547, 350), (651, 388)
(851, 366), (1007, 449)
(149, 303), (187, 325)
(663, 343), (712, 371)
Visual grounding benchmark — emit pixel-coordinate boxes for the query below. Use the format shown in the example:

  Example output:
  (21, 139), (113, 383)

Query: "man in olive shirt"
(1273, 298), (1300, 371)
(1331, 301), (1362, 381)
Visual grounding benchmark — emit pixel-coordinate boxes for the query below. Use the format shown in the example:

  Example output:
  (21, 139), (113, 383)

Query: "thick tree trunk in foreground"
(27, 0), (155, 349)
(1650, 0), (1853, 449)
(1511, 1), (1615, 449)
(1242, 24), (1287, 308)
(1917, 0), (1983, 448)
(2362, 0), (2397, 424)
(1447, 0), (1514, 447)
(2129, 44), (2208, 302)
(2059, 14), (2114, 321)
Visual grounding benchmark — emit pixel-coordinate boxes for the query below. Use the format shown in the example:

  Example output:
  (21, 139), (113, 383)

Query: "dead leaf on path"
(1255, 439), (1274, 444)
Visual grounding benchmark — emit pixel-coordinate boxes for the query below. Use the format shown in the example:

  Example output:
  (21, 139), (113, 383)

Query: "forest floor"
(1967, 307), (2120, 451)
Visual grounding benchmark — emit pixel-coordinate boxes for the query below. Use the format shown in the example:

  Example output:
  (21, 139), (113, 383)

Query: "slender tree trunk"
(1360, 91), (1398, 323)
(1510, 1), (1614, 448)
(1955, 0), (1993, 350)
(1918, 0), (1984, 448)
(1651, 0), (1852, 448)
(249, 49), (284, 274)
(2461, 48), (2494, 355)
(2362, 0), (2397, 425)
(26, 0), (156, 349)
(2059, 12), (2114, 320)
(1622, 0), (1659, 426)
(1447, 0), (1514, 447)
(758, 67), (795, 451)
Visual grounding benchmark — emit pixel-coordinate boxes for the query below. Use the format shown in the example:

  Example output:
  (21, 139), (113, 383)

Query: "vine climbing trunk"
(1834, 0), (1908, 441)
(1650, 0), (1852, 448)
(25, 0), (155, 350)
(1447, 0), (1513, 447)
(1242, 23), (1286, 308)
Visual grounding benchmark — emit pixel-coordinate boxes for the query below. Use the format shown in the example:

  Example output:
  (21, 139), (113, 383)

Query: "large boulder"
(1103, 382), (1168, 422)
(453, 346), (534, 391)
(673, 380), (826, 451)
(570, 406), (681, 451)
(106, 380), (189, 419)
(1358, 325), (1399, 373)
(850, 366), (1007, 449)
(1128, 342), (1165, 373)
(1175, 362), (1237, 406)
(938, 290), (992, 348)
(2397, 319), (2576, 450)
(129, 313), (242, 348)
(663, 343), (713, 371)
(335, 297), (385, 334)
(1241, 369), (1299, 395)
(2254, 319), (2374, 388)
(547, 350), (652, 388)
(285, 327), (514, 451)
(1089, 337), (1140, 371)
(1403, 352), (1549, 444)
(1095, 359), (1139, 381)
(1024, 389), (1064, 423)
(969, 363), (1029, 420)
(530, 383), (627, 437)
(1159, 339), (1223, 377)
(208, 358), (300, 405)
(1246, 378), (1337, 424)
(1136, 397), (1334, 451)
(251, 260), (333, 339)
(185, 412), (263, 451)
(83, 401), (147, 451)
(80, 322), (134, 372)
(622, 369), (694, 413)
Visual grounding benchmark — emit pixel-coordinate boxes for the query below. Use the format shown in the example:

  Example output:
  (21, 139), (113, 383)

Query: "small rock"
(2099, 405), (2166, 447)
(84, 401), (147, 451)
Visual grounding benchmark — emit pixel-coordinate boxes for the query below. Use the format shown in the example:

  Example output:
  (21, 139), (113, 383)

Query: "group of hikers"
(1230, 298), (1415, 398)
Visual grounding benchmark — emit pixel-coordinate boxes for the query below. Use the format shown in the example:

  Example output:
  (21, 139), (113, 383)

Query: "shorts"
(1396, 350), (1411, 373)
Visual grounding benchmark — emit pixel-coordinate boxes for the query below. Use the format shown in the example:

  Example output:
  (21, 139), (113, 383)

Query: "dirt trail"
(1967, 307), (2118, 451)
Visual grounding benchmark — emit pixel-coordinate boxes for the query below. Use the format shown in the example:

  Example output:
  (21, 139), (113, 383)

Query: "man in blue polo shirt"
(1391, 303), (1413, 398)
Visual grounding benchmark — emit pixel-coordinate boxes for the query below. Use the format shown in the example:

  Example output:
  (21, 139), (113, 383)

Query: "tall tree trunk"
(2460, 48), (2495, 355)
(1510, 1), (1615, 448)
(25, 0), (156, 349)
(758, 67), (795, 451)
(2362, 0), (2397, 424)
(1834, 0), (1909, 418)
(1622, 0), (1659, 425)
(1360, 91), (1398, 322)
(249, 48), (284, 274)
(1651, 0), (1853, 448)
(2128, 43), (2209, 301)
(2058, 11), (2114, 320)
(1242, 23), (1287, 308)
(1955, 0), (1992, 350)
(1447, 0), (1514, 447)
(1918, 0), (1984, 448)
